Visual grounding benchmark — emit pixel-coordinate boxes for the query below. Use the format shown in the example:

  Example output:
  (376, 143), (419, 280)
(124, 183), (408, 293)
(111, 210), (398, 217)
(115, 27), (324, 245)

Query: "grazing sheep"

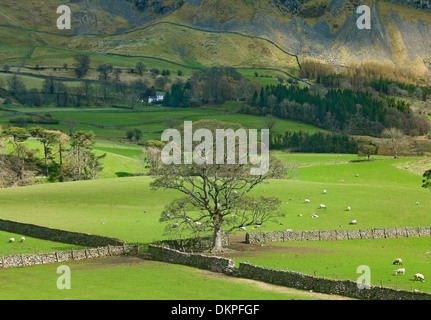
(311, 213), (319, 218)
(20, 237), (25, 243)
(349, 220), (357, 225)
(356, 174), (359, 177)
(305, 199), (311, 203)
(298, 214), (303, 217)
(195, 221), (202, 226)
(393, 258), (403, 265)
(240, 226), (246, 231)
(416, 202), (419, 205)
(347, 206), (351, 211)
(9, 238), (15, 243)
(323, 190), (327, 194)
(319, 204), (326, 209)
(173, 223), (179, 228)
(414, 273), (425, 282)
(394, 268), (405, 276)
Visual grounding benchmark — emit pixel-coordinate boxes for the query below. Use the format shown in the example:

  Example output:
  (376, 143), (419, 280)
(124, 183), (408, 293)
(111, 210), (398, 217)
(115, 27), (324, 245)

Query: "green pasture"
(0, 258), (340, 300)
(0, 156), (429, 245)
(227, 237), (431, 293)
(0, 105), (327, 141)
(0, 231), (82, 256)
(273, 152), (389, 165)
(40, 108), (225, 126)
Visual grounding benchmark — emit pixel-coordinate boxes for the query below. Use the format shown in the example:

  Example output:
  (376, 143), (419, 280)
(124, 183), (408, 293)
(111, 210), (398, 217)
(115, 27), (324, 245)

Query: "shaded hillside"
(0, 0), (430, 77)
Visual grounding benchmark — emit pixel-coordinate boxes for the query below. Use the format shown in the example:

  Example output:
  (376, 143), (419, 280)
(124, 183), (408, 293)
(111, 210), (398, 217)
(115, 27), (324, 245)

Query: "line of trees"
(2, 74), (158, 108)
(0, 126), (104, 188)
(162, 67), (261, 108)
(243, 84), (430, 137)
(270, 130), (359, 154)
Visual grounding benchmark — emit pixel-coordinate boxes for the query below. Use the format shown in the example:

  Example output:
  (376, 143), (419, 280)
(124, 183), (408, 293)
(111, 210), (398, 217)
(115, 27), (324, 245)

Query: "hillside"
(0, 0), (430, 77)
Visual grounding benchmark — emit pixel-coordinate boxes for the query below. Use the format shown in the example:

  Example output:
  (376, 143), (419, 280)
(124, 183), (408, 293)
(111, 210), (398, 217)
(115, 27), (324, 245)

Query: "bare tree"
(148, 120), (296, 252)
(381, 127), (405, 158)
(264, 114), (278, 133)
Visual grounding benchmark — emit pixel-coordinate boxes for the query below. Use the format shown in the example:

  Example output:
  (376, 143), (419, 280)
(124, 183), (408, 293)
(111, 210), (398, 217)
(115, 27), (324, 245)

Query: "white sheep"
(311, 213), (319, 218)
(393, 258), (403, 265)
(9, 238), (15, 243)
(349, 220), (357, 225)
(305, 199), (311, 203)
(195, 221), (202, 226)
(416, 202), (419, 205)
(20, 237), (25, 243)
(319, 204), (326, 209)
(240, 226), (246, 231)
(173, 223), (179, 228)
(414, 273), (425, 282)
(323, 190), (327, 194)
(394, 268), (405, 276)
(347, 206), (351, 211)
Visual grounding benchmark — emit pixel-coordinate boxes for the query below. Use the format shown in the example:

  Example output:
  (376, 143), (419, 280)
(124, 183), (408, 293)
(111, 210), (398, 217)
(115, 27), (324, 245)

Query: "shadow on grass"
(115, 172), (146, 178)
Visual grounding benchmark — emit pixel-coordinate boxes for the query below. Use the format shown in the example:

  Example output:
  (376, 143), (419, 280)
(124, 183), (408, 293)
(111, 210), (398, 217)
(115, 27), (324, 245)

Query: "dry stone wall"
(148, 244), (235, 274)
(246, 227), (431, 244)
(237, 263), (431, 300)
(147, 245), (431, 300)
(152, 234), (229, 250)
(0, 219), (126, 247)
(0, 244), (139, 269)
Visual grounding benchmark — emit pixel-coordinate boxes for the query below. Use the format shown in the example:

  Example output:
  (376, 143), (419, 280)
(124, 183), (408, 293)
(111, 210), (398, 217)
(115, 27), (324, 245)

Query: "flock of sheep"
(393, 258), (425, 282)
(302, 190), (426, 284)
(303, 189), (356, 225)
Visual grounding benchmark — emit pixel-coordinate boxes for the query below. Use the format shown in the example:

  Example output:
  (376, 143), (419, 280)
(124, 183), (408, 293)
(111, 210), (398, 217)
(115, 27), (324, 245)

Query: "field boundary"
(0, 218), (126, 248)
(0, 244), (139, 269)
(148, 245), (431, 300)
(245, 226), (431, 244)
(152, 233), (229, 250)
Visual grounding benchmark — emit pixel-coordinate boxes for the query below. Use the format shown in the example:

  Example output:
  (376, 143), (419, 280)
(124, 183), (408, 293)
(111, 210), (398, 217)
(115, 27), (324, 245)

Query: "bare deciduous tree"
(381, 127), (405, 158)
(148, 120), (296, 252)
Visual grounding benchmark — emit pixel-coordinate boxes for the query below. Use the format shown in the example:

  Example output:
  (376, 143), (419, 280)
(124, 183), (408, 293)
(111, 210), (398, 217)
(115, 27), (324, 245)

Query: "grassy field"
(0, 257), (350, 300)
(0, 133), (429, 300)
(0, 104), (327, 141)
(225, 237), (431, 293)
(0, 155), (429, 243)
(0, 231), (82, 256)
(1, 106), (430, 299)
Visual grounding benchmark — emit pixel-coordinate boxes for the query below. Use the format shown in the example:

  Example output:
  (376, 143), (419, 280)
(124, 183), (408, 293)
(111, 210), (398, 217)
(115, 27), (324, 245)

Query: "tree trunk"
(211, 215), (224, 252)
